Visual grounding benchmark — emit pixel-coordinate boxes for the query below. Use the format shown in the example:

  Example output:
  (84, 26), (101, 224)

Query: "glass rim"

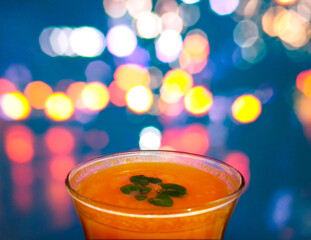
(65, 150), (245, 217)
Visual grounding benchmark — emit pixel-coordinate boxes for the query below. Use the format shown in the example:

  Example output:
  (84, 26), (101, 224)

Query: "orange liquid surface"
(74, 162), (237, 239)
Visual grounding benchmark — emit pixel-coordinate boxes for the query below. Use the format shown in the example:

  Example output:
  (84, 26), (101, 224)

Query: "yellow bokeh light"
(81, 82), (110, 112)
(24, 81), (53, 109)
(275, 0), (297, 6)
(44, 93), (74, 121)
(126, 85), (153, 113)
(184, 86), (213, 115)
(1, 92), (31, 120)
(114, 64), (150, 91)
(232, 95), (262, 123)
(161, 69), (193, 103)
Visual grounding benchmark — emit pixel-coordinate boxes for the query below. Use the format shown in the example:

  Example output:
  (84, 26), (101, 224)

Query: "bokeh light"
(45, 127), (75, 154)
(161, 123), (209, 154)
(294, 94), (311, 139)
(126, 85), (153, 113)
(161, 12), (183, 33)
(225, 151), (251, 189)
(135, 12), (162, 39)
(103, 0), (127, 18)
(108, 81), (127, 107)
(24, 81), (53, 109)
(1, 92), (31, 120)
(233, 20), (259, 48)
(179, 30), (209, 74)
(85, 129), (109, 150)
(80, 82), (110, 112)
(44, 93), (74, 121)
(158, 98), (184, 117)
(232, 94), (262, 123)
(127, 0), (152, 17)
(114, 64), (150, 91)
(209, 0), (240, 16)
(296, 69), (311, 98)
(46, 179), (72, 228)
(161, 69), (193, 103)
(49, 155), (75, 181)
(4, 125), (34, 163)
(49, 27), (73, 57)
(184, 86), (213, 115)
(275, 0), (298, 6)
(106, 25), (137, 57)
(139, 126), (162, 150)
(66, 81), (87, 109)
(0, 78), (16, 94)
(155, 30), (183, 63)
(69, 27), (106, 57)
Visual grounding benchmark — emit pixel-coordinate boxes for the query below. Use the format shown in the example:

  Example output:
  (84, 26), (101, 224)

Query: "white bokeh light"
(126, 85), (153, 113)
(106, 25), (137, 57)
(50, 27), (73, 56)
(69, 27), (106, 57)
(135, 12), (162, 39)
(155, 30), (183, 63)
(139, 126), (162, 150)
(209, 0), (240, 16)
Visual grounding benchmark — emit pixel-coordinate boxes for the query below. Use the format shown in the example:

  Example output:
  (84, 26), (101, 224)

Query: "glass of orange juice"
(66, 150), (245, 239)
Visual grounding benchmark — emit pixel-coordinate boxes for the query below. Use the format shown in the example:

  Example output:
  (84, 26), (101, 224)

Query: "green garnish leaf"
(130, 175), (149, 186)
(147, 177), (162, 184)
(160, 183), (187, 197)
(120, 175), (187, 207)
(140, 187), (152, 194)
(120, 184), (140, 194)
(148, 194), (173, 207)
(135, 195), (147, 201)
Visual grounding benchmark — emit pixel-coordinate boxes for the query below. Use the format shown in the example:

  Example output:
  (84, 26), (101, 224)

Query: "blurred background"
(0, 0), (311, 239)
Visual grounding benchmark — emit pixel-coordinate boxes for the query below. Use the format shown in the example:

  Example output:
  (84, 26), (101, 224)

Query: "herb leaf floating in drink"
(120, 174), (187, 207)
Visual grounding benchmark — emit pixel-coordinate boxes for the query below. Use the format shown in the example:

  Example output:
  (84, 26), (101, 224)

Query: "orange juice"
(66, 151), (245, 239)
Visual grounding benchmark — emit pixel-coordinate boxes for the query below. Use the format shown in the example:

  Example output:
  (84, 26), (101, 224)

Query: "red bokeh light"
(44, 126), (75, 154)
(49, 155), (75, 181)
(225, 151), (251, 189)
(161, 123), (209, 155)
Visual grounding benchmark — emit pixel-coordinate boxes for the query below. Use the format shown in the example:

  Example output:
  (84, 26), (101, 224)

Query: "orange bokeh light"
(231, 94), (262, 123)
(296, 69), (311, 98)
(184, 86), (213, 115)
(4, 124), (34, 163)
(44, 126), (75, 154)
(179, 32), (210, 74)
(114, 64), (150, 91)
(24, 81), (53, 109)
(66, 81), (87, 108)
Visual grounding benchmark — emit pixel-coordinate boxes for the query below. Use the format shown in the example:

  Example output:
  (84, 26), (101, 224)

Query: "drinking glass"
(66, 150), (245, 239)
